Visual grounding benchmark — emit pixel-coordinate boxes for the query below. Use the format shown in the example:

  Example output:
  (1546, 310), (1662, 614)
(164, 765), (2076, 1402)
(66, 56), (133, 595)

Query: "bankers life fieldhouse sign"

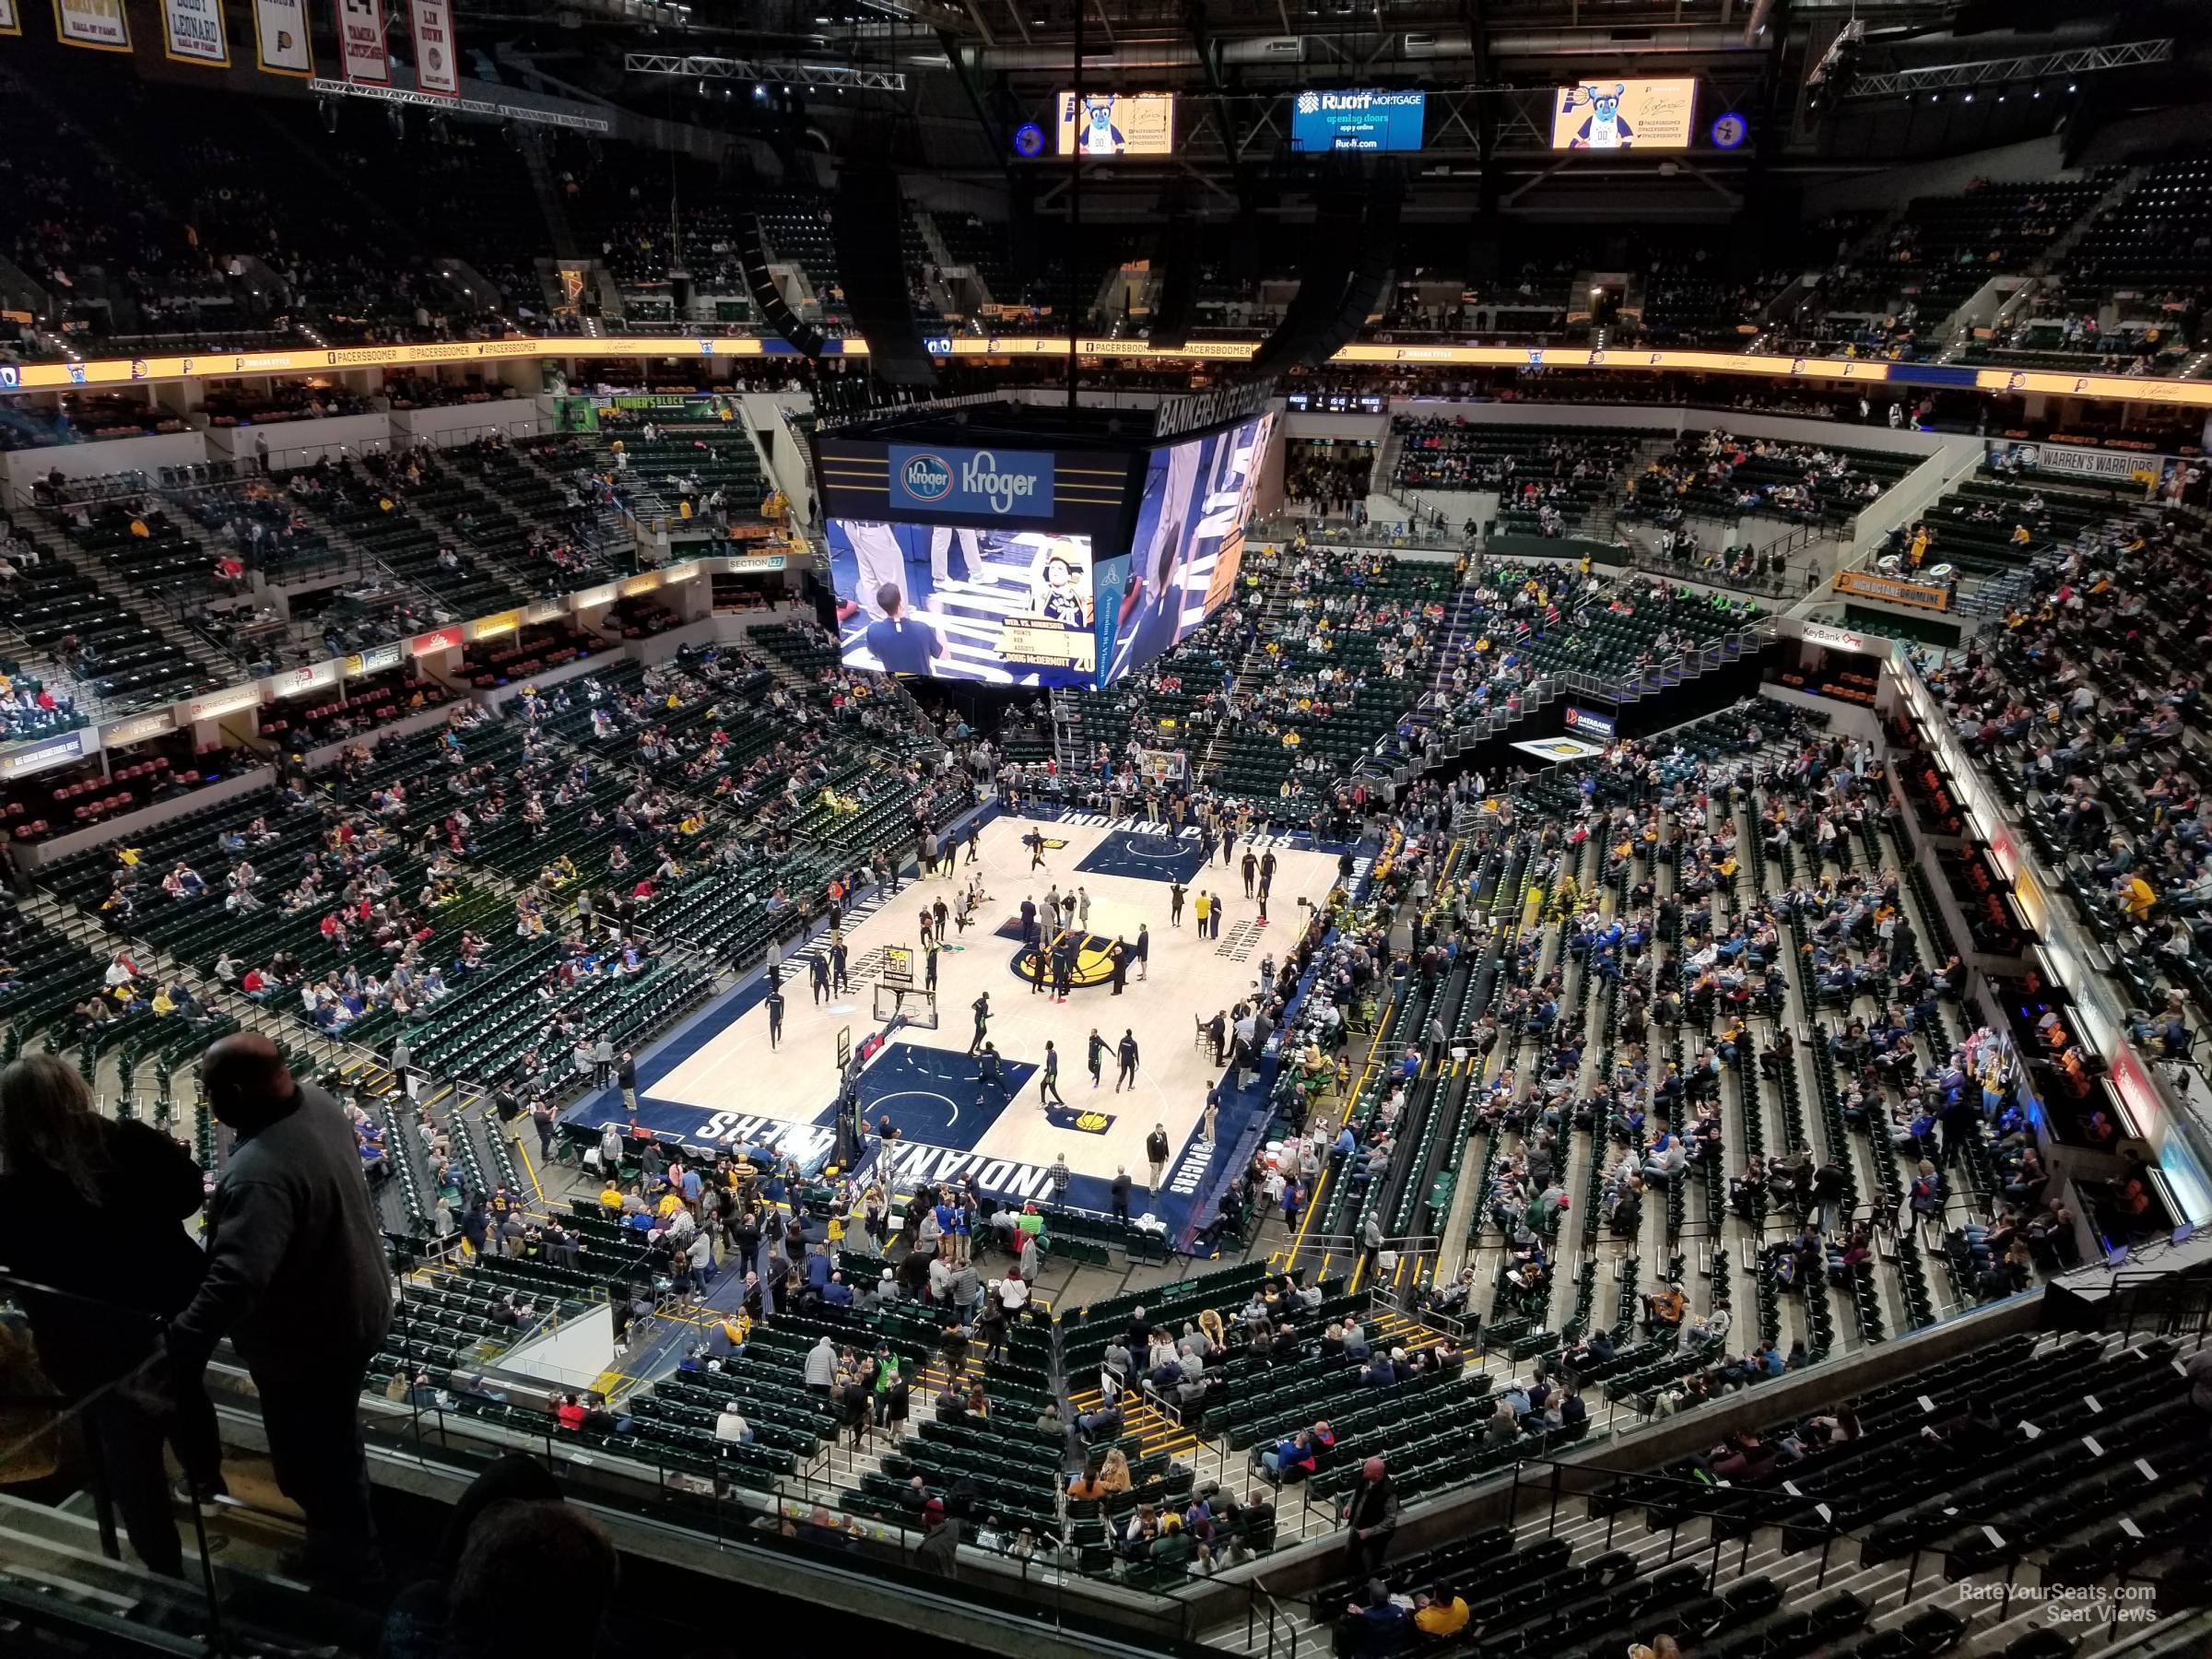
(888, 444), (1054, 518)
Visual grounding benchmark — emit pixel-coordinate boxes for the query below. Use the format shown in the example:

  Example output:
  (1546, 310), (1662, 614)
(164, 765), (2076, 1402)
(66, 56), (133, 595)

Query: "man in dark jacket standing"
(167, 1034), (394, 1587)
(1343, 1455), (1399, 1579)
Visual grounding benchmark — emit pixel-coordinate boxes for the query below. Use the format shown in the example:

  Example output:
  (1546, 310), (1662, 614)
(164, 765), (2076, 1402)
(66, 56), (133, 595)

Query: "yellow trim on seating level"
(11, 334), (2212, 407)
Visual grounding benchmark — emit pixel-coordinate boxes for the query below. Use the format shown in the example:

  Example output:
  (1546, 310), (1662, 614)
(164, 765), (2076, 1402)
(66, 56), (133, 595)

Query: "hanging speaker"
(1148, 216), (1201, 351)
(735, 206), (825, 359)
(832, 164), (938, 390)
(1239, 171), (1400, 384)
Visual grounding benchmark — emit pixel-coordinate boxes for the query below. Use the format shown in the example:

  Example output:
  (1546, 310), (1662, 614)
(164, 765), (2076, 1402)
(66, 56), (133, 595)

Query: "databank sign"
(1289, 89), (1426, 153)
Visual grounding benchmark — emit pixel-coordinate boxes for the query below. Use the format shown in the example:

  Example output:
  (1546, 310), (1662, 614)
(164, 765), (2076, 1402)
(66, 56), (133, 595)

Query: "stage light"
(1963, 91), (1974, 102)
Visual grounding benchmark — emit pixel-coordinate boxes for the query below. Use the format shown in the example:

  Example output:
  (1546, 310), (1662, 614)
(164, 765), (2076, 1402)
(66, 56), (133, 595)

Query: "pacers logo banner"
(0, 2), (20, 38)
(1012, 931), (1123, 990)
(253, 0), (312, 75)
(335, 0), (388, 84)
(54, 0), (130, 50)
(406, 0), (456, 96)
(1045, 1106), (1117, 1136)
(162, 0), (229, 65)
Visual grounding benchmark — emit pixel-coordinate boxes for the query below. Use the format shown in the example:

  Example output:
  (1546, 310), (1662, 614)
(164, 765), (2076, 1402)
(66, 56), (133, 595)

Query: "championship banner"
(335, 0), (387, 85)
(0, 2), (20, 40)
(406, 0), (456, 96)
(161, 0), (229, 65)
(53, 0), (130, 51)
(253, 0), (312, 75)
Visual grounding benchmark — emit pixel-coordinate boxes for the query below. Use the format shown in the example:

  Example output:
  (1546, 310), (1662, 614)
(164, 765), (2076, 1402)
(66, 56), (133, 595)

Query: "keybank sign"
(888, 444), (1054, 518)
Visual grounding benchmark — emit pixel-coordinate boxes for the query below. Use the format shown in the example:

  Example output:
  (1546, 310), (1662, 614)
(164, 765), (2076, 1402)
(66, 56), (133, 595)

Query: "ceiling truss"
(1845, 38), (2173, 100)
(622, 53), (910, 92)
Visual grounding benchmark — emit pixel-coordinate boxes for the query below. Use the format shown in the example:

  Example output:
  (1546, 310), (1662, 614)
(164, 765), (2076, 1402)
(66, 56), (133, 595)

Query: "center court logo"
(900, 453), (955, 500)
(1046, 1106), (1116, 1135)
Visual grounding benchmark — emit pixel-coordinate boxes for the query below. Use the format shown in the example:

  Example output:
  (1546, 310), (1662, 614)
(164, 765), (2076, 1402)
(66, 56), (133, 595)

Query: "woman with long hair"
(0, 1054), (225, 1577)
(1097, 1446), (1133, 1496)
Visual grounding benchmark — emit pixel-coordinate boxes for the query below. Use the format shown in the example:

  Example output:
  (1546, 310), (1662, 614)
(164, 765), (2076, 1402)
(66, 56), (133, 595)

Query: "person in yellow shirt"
(1414, 1586), (1470, 1638)
(2121, 874), (2156, 923)
(598, 1182), (623, 1211)
(1194, 891), (1212, 932)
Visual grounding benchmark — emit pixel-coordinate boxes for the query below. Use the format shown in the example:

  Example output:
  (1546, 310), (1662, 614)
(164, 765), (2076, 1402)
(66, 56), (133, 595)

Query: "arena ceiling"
(454, 0), (2209, 214)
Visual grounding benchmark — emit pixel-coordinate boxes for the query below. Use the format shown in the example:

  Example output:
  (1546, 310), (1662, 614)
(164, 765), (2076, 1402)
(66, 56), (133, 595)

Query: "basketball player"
(969, 992), (991, 1054)
(1170, 881), (1186, 927)
(840, 520), (908, 622)
(766, 982), (785, 1049)
(1038, 1040), (1065, 1106)
(1115, 1029), (1140, 1092)
(1087, 1027), (1107, 1088)
(929, 524), (982, 588)
(1027, 825), (1049, 871)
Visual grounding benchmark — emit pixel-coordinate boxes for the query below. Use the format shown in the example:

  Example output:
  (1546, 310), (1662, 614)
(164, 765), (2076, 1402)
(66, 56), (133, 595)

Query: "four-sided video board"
(814, 411), (1276, 690)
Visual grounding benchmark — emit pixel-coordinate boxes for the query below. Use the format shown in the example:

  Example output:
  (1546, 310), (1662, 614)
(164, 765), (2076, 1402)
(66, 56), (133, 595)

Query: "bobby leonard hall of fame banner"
(0, 1), (18, 39)
(53, 0), (132, 50)
(162, 0), (230, 65)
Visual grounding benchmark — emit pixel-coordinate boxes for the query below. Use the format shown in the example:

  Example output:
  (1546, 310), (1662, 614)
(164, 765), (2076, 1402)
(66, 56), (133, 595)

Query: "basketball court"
(561, 809), (1358, 1240)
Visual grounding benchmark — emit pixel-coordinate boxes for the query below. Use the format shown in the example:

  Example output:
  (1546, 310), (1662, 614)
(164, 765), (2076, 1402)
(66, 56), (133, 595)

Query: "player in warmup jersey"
(865, 585), (945, 677)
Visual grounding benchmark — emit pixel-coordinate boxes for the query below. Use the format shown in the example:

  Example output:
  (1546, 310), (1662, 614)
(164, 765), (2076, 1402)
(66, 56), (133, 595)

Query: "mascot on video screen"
(1563, 83), (1634, 149)
(1076, 95), (1127, 154)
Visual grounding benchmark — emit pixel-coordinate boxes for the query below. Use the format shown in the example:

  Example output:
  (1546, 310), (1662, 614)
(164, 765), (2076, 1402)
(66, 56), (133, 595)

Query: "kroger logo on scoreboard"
(888, 444), (1055, 518)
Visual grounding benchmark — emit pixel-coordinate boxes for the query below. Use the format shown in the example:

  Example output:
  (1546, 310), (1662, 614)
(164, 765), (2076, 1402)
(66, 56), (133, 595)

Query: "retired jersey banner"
(162, 0), (229, 65)
(253, 0), (312, 75)
(53, 0), (130, 50)
(335, 0), (387, 84)
(406, 0), (456, 94)
(0, 1), (20, 39)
